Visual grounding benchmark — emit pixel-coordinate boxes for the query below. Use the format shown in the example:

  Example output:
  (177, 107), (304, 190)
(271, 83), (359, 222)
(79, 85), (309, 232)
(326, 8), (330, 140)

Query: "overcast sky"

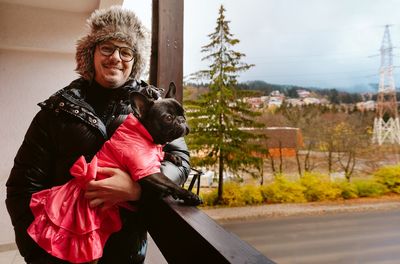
(123, 0), (400, 91)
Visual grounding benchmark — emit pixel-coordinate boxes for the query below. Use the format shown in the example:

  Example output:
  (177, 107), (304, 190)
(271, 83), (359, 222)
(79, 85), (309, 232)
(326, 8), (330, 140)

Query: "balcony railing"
(142, 196), (276, 263)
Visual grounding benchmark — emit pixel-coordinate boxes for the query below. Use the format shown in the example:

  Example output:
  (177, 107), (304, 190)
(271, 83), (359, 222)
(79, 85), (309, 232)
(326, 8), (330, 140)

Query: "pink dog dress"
(27, 114), (164, 263)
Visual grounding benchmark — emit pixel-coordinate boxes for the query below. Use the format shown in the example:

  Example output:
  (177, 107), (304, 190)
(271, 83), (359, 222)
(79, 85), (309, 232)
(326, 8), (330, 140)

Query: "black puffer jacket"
(5, 78), (190, 263)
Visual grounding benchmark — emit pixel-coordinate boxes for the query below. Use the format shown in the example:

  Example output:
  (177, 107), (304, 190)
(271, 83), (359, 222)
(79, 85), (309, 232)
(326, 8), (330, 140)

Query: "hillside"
(186, 80), (400, 104)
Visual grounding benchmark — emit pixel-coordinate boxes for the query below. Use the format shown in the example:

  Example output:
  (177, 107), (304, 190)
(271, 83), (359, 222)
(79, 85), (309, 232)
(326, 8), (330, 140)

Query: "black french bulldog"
(131, 83), (202, 206)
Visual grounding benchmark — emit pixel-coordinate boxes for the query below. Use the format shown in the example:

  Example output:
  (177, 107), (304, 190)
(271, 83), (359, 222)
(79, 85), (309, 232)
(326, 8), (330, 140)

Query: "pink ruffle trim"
(27, 156), (122, 263)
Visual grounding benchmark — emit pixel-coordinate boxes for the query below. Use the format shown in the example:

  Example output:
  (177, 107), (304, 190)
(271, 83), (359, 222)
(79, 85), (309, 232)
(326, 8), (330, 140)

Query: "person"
(5, 6), (190, 264)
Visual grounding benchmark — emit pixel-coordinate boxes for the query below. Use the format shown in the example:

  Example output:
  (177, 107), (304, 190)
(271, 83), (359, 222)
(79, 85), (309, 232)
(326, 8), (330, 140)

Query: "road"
(222, 209), (400, 264)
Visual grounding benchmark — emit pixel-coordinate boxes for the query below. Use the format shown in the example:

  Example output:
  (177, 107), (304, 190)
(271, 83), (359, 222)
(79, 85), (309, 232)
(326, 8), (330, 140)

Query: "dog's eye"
(165, 115), (173, 122)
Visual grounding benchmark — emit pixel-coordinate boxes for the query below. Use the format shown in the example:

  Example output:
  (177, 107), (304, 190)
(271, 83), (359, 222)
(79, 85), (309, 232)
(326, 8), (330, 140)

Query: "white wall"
(0, 2), (93, 245)
(0, 0), (125, 247)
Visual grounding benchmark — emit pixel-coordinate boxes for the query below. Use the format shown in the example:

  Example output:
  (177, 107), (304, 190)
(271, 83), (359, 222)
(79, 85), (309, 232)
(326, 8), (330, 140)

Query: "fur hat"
(75, 6), (150, 80)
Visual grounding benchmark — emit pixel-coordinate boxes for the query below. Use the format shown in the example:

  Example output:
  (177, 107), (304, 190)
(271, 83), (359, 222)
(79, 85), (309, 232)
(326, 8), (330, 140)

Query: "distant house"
(245, 97), (264, 108)
(260, 96), (269, 101)
(267, 90), (285, 109)
(286, 98), (304, 107)
(261, 127), (303, 157)
(268, 97), (283, 108)
(303, 97), (321, 105)
(270, 90), (283, 97)
(297, 89), (311, 98)
(356, 100), (375, 111)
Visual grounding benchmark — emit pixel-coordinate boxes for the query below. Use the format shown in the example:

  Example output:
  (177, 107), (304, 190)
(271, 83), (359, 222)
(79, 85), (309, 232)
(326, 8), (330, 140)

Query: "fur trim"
(75, 6), (150, 80)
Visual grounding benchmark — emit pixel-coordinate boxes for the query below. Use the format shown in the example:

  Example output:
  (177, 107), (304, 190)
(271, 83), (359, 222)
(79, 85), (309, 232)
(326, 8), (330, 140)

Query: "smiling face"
(93, 40), (134, 88)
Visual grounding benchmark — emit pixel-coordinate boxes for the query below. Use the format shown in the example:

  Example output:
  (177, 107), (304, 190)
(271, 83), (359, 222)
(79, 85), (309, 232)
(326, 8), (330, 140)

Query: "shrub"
(200, 182), (263, 207)
(199, 165), (398, 207)
(337, 181), (358, 199)
(353, 179), (388, 197)
(260, 175), (306, 203)
(300, 172), (342, 202)
(242, 184), (264, 205)
(374, 164), (400, 194)
(200, 190), (219, 206)
(221, 182), (247, 207)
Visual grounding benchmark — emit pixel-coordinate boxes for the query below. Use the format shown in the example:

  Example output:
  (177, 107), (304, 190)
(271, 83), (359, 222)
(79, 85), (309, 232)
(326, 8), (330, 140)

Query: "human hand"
(84, 167), (141, 210)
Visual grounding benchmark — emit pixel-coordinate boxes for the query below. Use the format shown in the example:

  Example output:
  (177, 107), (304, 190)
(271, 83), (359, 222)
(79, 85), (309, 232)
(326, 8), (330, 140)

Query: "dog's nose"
(177, 116), (185, 124)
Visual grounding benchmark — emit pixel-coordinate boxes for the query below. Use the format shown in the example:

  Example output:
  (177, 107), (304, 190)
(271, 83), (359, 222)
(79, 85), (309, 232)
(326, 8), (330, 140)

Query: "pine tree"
(185, 5), (265, 202)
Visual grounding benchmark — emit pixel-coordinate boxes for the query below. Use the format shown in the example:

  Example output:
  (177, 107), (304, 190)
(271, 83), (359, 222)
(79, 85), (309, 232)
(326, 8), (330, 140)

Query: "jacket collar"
(38, 78), (145, 139)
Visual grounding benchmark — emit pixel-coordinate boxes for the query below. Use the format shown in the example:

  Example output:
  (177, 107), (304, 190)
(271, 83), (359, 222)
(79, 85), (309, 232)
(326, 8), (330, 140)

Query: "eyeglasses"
(98, 43), (135, 62)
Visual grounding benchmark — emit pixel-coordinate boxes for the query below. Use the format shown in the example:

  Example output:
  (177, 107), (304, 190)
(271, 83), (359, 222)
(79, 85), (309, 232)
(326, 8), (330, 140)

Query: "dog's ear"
(164, 82), (177, 99)
(139, 85), (164, 100)
(130, 92), (154, 117)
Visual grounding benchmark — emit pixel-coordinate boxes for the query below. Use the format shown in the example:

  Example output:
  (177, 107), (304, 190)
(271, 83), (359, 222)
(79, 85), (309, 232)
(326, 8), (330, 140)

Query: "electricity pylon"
(372, 25), (400, 145)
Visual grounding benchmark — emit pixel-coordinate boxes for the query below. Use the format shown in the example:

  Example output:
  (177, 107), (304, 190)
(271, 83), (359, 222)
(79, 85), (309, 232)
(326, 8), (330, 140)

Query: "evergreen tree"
(185, 5), (265, 202)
